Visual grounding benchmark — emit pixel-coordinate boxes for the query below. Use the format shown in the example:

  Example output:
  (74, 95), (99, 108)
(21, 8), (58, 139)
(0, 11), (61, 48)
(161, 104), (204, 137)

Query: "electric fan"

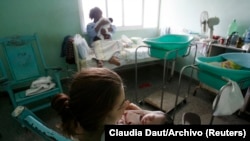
(200, 11), (220, 39)
(200, 11), (209, 34)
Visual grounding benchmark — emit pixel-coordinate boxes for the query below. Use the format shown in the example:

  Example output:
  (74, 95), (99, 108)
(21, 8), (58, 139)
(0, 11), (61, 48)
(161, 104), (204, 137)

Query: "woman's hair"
(89, 7), (102, 20)
(51, 67), (123, 136)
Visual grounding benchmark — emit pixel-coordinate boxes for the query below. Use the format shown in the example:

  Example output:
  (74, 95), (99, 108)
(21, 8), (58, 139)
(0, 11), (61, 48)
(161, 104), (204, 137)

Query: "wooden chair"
(0, 34), (63, 112)
(12, 106), (72, 141)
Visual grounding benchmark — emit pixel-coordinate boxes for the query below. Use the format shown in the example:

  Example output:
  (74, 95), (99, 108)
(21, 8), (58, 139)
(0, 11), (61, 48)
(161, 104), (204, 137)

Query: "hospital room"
(0, 0), (250, 140)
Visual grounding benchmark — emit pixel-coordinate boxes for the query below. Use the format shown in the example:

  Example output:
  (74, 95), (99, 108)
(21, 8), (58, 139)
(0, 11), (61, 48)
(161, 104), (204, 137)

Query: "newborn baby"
(94, 17), (113, 40)
(117, 110), (173, 125)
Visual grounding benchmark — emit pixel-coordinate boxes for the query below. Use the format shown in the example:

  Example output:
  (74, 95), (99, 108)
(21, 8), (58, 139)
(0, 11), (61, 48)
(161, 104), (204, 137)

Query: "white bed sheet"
(79, 46), (159, 70)
(73, 34), (161, 71)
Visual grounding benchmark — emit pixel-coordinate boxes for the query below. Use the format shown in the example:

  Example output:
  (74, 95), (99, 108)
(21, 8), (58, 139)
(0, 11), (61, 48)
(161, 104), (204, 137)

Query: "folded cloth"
(30, 76), (52, 88)
(25, 76), (56, 96)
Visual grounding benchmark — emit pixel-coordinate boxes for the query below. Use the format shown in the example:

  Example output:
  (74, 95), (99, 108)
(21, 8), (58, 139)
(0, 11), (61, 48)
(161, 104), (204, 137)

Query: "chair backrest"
(0, 34), (63, 112)
(12, 106), (72, 141)
(0, 34), (47, 84)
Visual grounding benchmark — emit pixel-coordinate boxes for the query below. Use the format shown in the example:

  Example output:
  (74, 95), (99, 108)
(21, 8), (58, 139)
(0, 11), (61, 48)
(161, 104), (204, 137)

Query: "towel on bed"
(91, 39), (123, 61)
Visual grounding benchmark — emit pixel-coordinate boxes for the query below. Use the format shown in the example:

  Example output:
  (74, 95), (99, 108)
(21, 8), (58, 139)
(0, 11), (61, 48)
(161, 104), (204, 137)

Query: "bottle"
(236, 37), (243, 48)
(227, 19), (238, 36)
(244, 27), (250, 44)
(230, 32), (239, 46)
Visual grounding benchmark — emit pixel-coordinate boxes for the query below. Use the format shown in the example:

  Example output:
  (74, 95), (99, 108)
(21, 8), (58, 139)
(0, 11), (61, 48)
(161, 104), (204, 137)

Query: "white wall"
(161, 0), (250, 38)
(159, 0), (250, 79)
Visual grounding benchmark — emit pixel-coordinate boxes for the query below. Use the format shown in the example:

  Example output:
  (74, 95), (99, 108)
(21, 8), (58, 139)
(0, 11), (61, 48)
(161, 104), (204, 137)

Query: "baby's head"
(108, 17), (113, 23)
(141, 111), (167, 125)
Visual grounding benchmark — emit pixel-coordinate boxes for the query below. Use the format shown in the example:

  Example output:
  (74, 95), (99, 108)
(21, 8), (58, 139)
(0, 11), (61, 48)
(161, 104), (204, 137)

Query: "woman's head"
(51, 68), (128, 137)
(89, 7), (103, 22)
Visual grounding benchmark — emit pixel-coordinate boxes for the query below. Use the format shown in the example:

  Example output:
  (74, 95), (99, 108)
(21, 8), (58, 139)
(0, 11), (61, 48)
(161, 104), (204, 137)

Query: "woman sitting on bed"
(87, 7), (122, 68)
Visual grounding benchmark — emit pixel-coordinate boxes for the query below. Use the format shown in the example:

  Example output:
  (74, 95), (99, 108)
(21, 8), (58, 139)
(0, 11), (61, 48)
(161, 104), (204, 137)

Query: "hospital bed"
(175, 52), (250, 124)
(72, 34), (161, 72)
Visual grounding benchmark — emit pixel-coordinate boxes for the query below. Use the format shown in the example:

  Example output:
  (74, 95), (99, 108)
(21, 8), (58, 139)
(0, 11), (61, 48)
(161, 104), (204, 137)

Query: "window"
(79, 0), (160, 32)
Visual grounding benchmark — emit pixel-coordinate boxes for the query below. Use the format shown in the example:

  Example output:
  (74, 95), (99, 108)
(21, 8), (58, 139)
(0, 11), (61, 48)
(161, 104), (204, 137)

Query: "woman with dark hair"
(51, 67), (135, 141)
(51, 67), (172, 141)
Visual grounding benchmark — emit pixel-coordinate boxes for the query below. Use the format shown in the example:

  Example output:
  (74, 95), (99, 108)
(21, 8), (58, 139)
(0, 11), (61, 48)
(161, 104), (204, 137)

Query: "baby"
(94, 17), (113, 41)
(117, 109), (173, 125)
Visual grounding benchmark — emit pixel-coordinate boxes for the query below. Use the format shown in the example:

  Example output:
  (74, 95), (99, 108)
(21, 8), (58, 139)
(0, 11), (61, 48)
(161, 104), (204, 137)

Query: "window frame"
(78, 0), (161, 33)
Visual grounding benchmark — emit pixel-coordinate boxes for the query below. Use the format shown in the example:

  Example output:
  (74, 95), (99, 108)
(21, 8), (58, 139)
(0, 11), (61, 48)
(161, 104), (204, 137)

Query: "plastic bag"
(212, 80), (244, 116)
(73, 34), (92, 59)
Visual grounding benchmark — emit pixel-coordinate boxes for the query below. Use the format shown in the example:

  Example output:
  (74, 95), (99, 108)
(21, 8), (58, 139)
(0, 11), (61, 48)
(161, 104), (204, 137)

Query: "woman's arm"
(86, 22), (97, 44)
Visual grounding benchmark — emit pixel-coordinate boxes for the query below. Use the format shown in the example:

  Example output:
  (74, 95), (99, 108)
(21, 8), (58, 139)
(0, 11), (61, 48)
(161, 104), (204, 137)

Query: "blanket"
(91, 39), (123, 61)
(117, 110), (167, 125)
